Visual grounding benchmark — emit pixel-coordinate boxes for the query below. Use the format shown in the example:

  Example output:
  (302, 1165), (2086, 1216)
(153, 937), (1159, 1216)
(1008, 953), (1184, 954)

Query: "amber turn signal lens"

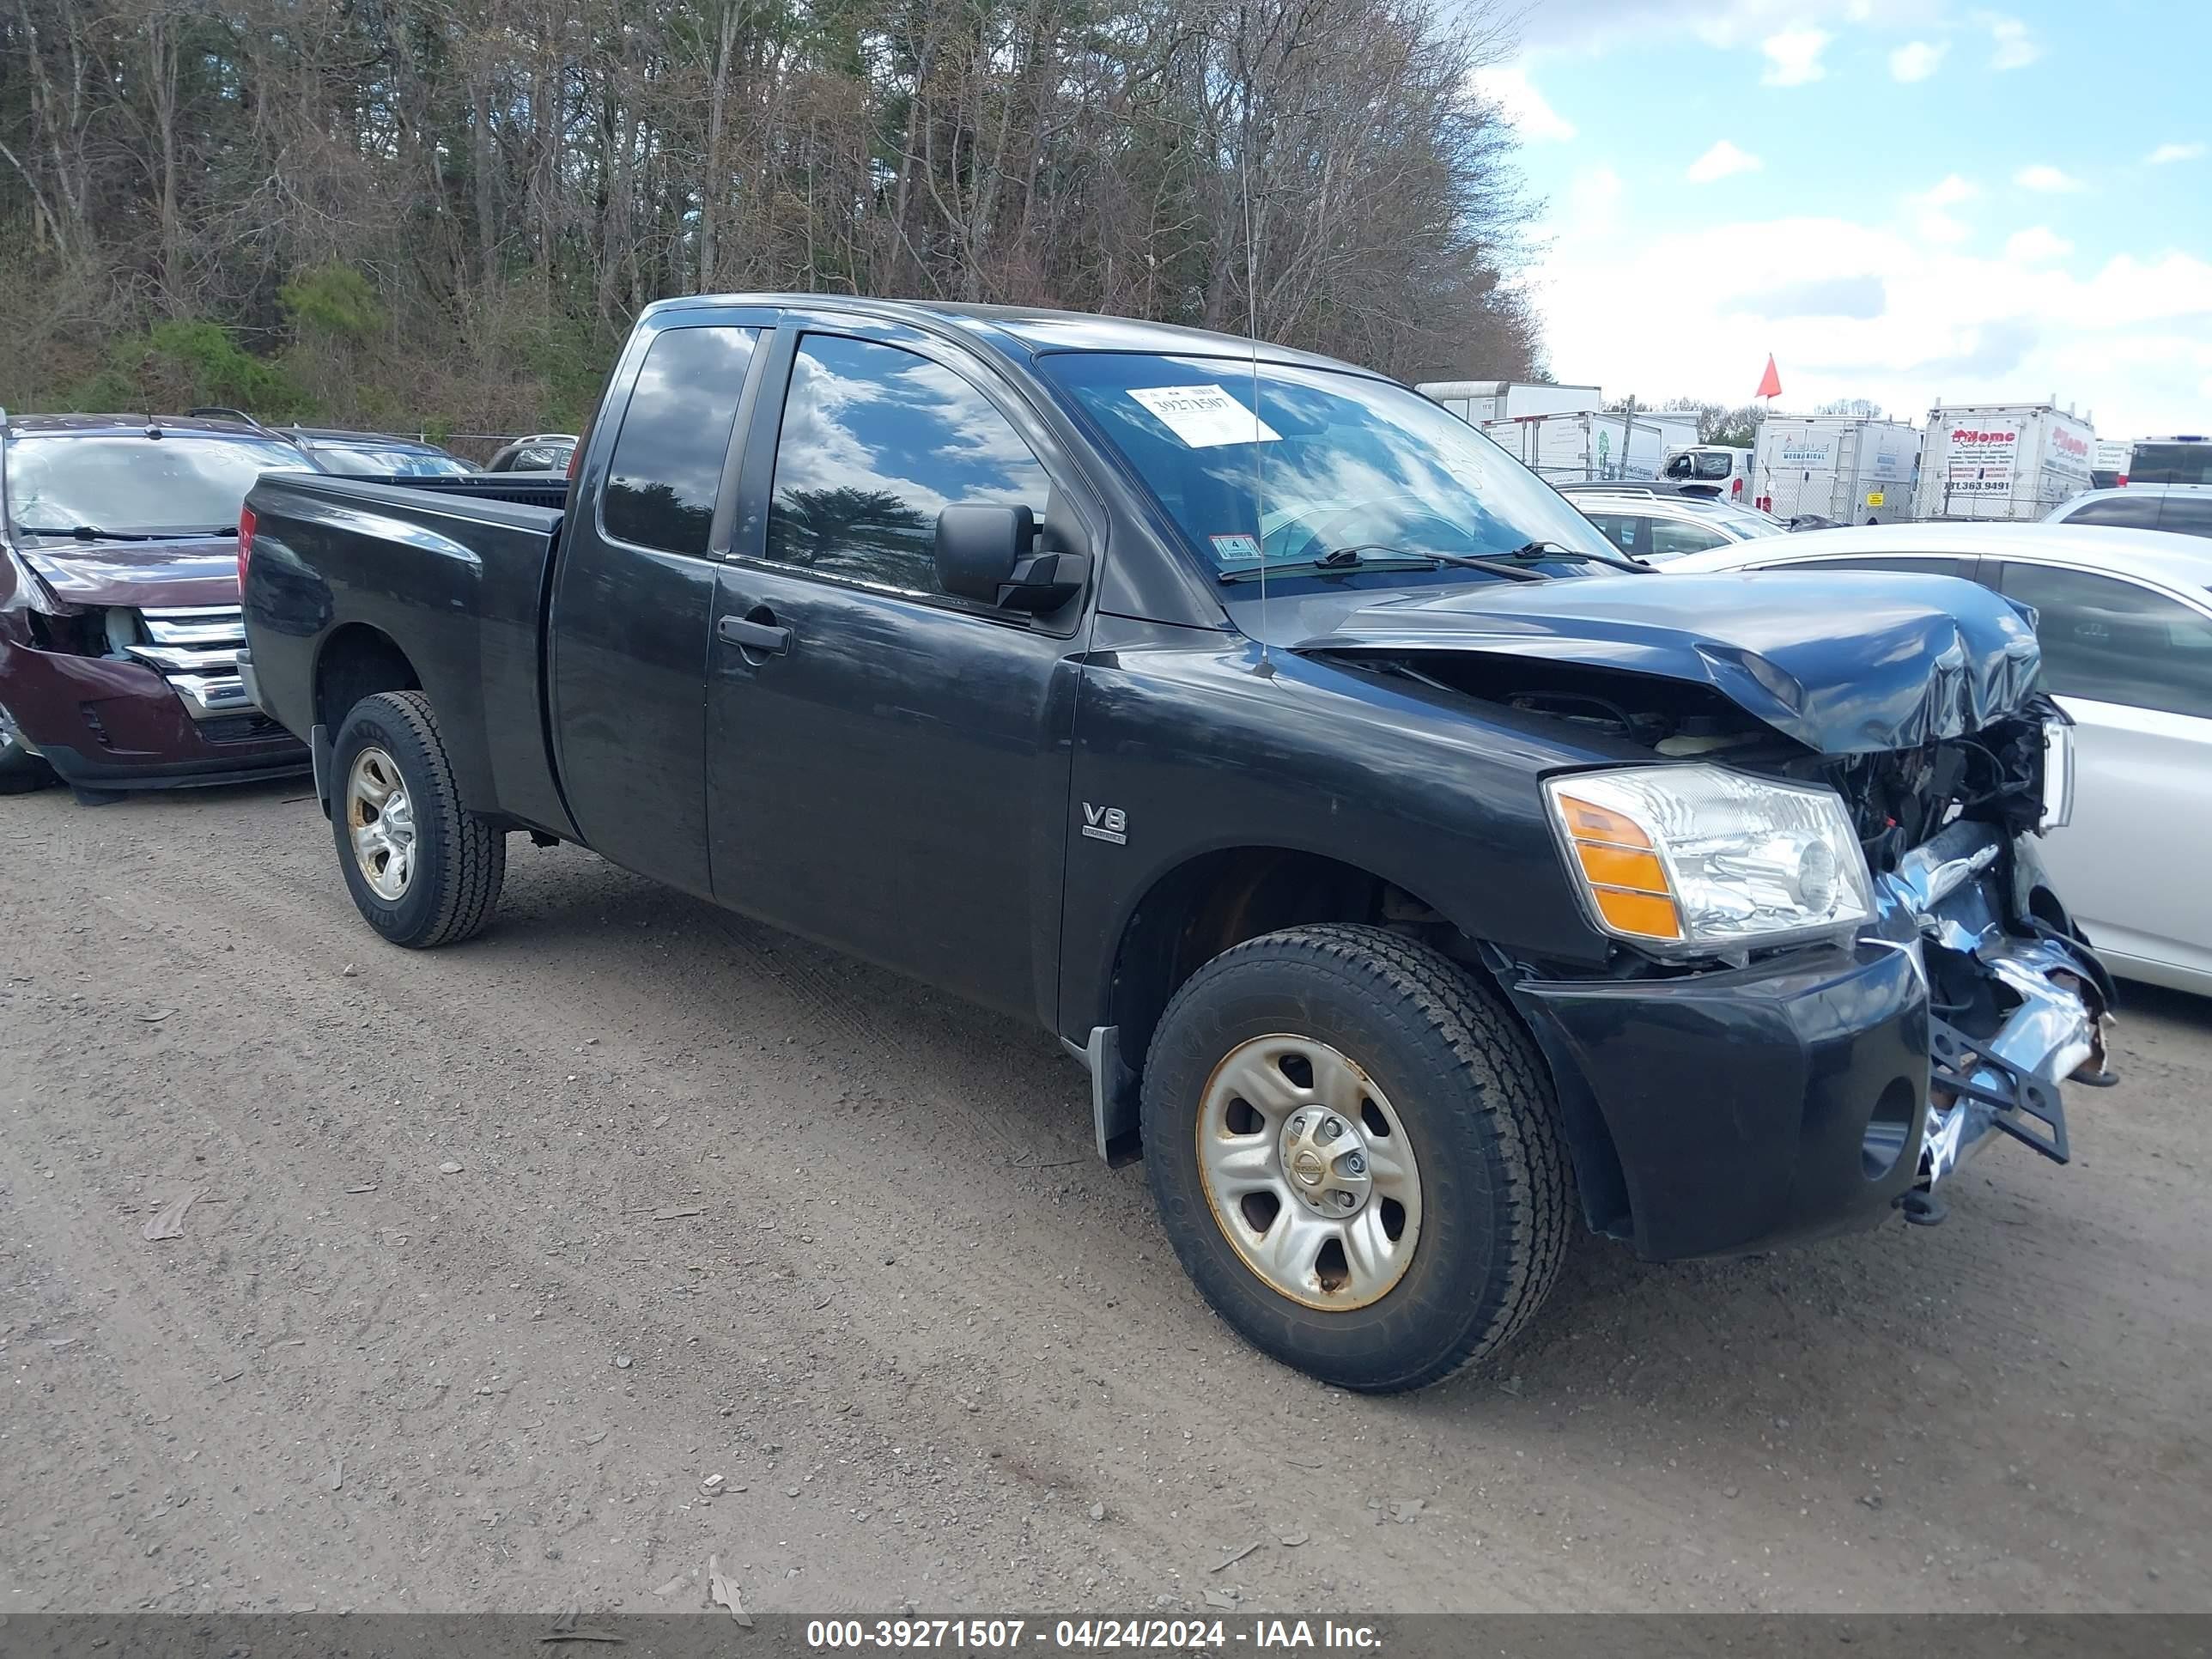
(1575, 842), (1669, 894)
(1592, 887), (1683, 939)
(1556, 794), (1652, 848)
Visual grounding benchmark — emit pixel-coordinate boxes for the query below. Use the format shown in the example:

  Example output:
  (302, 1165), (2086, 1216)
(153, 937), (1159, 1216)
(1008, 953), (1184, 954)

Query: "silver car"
(2045, 483), (2212, 539)
(1664, 522), (2212, 994)
(1562, 485), (1790, 562)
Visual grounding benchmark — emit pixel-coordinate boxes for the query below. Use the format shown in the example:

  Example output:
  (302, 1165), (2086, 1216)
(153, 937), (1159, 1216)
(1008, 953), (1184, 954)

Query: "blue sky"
(1478, 0), (2212, 438)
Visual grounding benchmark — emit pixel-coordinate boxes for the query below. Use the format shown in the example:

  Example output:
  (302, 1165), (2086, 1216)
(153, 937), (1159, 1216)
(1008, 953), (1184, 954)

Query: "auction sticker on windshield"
(1209, 533), (1262, 562)
(1128, 384), (1281, 448)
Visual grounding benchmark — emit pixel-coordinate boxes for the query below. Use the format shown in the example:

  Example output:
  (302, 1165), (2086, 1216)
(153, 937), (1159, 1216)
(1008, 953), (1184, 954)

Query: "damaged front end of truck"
(1300, 568), (2114, 1251)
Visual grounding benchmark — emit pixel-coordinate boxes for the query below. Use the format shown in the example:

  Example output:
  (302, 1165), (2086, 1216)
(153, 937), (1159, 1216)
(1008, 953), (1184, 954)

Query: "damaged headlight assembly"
(1544, 764), (1875, 957)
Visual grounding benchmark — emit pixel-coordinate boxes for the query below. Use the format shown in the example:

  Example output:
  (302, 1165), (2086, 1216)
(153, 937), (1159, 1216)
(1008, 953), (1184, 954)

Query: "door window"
(1582, 512), (1645, 558)
(601, 325), (760, 554)
(1997, 562), (2212, 719)
(1791, 555), (1976, 580)
(2154, 494), (2212, 540)
(2063, 495), (2162, 529)
(764, 334), (1050, 596)
(1645, 519), (1729, 559)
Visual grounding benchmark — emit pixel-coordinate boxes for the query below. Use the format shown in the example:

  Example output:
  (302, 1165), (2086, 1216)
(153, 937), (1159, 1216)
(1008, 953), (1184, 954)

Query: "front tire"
(0, 700), (55, 794)
(330, 691), (505, 947)
(1141, 924), (1571, 1393)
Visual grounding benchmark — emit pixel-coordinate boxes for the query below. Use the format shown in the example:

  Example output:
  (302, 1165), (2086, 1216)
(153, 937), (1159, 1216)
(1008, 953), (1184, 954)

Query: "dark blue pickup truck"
(240, 295), (2113, 1391)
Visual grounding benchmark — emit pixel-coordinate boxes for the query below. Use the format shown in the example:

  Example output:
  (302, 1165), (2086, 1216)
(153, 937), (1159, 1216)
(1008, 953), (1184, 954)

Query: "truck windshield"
(1040, 353), (1621, 577)
(5, 434), (309, 536)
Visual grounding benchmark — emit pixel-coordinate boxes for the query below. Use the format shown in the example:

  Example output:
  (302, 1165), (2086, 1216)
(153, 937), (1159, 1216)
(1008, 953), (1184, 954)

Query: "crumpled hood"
(15, 536), (241, 611)
(1296, 569), (2044, 754)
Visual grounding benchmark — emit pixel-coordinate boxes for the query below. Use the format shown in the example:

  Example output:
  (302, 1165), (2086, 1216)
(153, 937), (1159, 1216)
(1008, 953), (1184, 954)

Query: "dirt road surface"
(3, 779), (2206, 1615)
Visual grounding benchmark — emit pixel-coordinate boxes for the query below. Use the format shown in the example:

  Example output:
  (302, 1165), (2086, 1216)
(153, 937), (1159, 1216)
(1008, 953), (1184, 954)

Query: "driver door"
(703, 325), (1097, 1020)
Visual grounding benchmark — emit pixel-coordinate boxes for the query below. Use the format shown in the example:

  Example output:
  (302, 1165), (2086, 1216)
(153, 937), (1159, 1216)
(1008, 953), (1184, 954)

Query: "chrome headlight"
(1544, 764), (1874, 954)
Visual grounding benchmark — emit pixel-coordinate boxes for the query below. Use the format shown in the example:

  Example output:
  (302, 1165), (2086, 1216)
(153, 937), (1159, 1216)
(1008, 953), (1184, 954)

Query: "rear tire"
(1140, 923), (1571, 1393)
(330, 691), (505, 947)
(0, 701), (55, 794)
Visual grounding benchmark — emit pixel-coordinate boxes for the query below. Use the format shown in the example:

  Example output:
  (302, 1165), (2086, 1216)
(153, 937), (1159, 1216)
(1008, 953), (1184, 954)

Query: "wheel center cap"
(1279, 1111), (1372, 1218)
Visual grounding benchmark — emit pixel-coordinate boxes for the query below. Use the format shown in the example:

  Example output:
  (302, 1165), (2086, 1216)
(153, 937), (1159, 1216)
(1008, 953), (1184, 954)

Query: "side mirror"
(934, 503), (1090, 612)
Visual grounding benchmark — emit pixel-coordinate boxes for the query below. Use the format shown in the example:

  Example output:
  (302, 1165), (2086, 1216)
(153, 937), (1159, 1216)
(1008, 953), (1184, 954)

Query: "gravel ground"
(2, 777), (2206, 1615)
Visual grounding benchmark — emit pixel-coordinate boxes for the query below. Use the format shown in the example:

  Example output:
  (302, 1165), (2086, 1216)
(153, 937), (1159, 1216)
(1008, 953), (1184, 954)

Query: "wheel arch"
(314, 623), (422, 738)
(1091, 842), (1626, 1233)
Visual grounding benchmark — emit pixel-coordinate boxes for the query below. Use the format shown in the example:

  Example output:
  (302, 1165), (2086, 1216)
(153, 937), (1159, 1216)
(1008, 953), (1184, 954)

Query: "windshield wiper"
(18, 524), (147, 541)
(1216, 545), (1448, 584)
(15, 524), (234, 541)
(1217, 538), (1650, 586)
(1502, 538), (1653, 574)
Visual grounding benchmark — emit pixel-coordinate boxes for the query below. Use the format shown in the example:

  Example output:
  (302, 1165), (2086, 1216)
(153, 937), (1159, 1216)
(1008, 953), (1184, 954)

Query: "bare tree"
(0, 0), (1547, 425)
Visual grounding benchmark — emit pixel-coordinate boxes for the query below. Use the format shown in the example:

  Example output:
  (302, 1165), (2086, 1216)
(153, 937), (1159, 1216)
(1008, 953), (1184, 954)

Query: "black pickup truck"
(240, 295), (2113, 1392)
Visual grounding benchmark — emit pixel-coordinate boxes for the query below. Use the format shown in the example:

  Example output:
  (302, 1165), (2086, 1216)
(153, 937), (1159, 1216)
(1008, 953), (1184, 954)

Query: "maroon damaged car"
(0, 412), (314, 797)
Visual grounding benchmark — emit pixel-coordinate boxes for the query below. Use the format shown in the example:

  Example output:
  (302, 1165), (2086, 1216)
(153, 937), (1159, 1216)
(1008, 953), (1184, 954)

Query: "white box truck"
(1754, 416), (1921, 522)
(1480, 410), (1665, 483)
(1913, 402), (2095, 521)
(1418, 380), (1603, 424)
(1639, 410), (1705, 449)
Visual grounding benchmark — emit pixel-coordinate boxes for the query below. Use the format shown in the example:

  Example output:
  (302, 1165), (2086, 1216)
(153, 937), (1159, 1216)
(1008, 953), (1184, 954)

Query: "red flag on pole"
(1755, 354), (1783, 401)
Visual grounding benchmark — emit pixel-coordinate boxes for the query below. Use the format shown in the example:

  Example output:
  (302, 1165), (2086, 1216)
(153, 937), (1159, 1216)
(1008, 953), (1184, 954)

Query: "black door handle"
(718, 613), (791, 654)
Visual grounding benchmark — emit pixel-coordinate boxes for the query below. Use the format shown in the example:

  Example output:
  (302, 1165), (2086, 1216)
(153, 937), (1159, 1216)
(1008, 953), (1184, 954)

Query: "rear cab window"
(599, 325), (762, 554)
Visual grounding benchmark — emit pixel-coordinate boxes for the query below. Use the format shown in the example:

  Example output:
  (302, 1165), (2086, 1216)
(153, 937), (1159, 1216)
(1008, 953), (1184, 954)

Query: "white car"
(1559, 485), (1790, 562)
(1663, 522), (2212, 994)
(2045, 484), (2212, 539)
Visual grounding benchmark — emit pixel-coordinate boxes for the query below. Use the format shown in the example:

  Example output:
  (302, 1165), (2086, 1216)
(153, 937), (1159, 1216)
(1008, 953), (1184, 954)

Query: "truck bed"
(241, 470), (576, 837)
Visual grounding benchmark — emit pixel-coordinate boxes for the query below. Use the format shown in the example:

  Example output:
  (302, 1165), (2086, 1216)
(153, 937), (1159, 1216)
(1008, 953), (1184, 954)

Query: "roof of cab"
(0, 412), (279, 439)
(637, 293), (1377, 376)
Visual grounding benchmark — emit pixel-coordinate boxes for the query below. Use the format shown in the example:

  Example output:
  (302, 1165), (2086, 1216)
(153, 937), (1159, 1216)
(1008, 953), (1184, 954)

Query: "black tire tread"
(0, 710), (55, 794)
(1145, 921), (1571, 1391)
(348, 690), (505, 946)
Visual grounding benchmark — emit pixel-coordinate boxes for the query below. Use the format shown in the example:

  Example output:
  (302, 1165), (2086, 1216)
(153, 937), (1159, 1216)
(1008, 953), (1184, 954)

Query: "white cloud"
(1524, 193), (2212, 440)
(2005, 227), (2074, 264)
(1687, 140), (1764, 184)
(1974, 11), (2041, 70)
(1472, 64), (1577, 143)
(1759, 27), (1832, 85)
(1888, 40), (1947, 82)
(1908, 173), (1979, 244)
(2014, 163), (2083, 193)
(1556, 166), (1626, 240)
(1523, 0), (1929, 52)
(2146, 142), (2206, 166)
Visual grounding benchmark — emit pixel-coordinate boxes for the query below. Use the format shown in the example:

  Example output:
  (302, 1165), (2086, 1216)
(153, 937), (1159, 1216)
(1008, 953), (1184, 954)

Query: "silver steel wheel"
(0, 701), (21, 751)
(1196, 1034), (1423, 1310)
(346, 746), (416, 902)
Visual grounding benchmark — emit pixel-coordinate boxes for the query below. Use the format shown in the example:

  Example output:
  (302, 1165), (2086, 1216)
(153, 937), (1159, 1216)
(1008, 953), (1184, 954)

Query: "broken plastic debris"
(708, 1555), (752, 1626)
(141, 1188), (202, 1242)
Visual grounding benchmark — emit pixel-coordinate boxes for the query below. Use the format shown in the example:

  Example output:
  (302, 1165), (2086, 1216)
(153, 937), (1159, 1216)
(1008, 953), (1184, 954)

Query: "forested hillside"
(0, 0), (1543, 441)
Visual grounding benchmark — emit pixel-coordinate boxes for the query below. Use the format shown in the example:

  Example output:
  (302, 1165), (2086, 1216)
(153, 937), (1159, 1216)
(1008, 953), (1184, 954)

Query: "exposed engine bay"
(1372, 649), (2116, 1201)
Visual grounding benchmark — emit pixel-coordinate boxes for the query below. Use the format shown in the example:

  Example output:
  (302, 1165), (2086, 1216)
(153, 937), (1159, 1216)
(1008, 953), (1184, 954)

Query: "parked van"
(1660, 444), (1753, 501)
